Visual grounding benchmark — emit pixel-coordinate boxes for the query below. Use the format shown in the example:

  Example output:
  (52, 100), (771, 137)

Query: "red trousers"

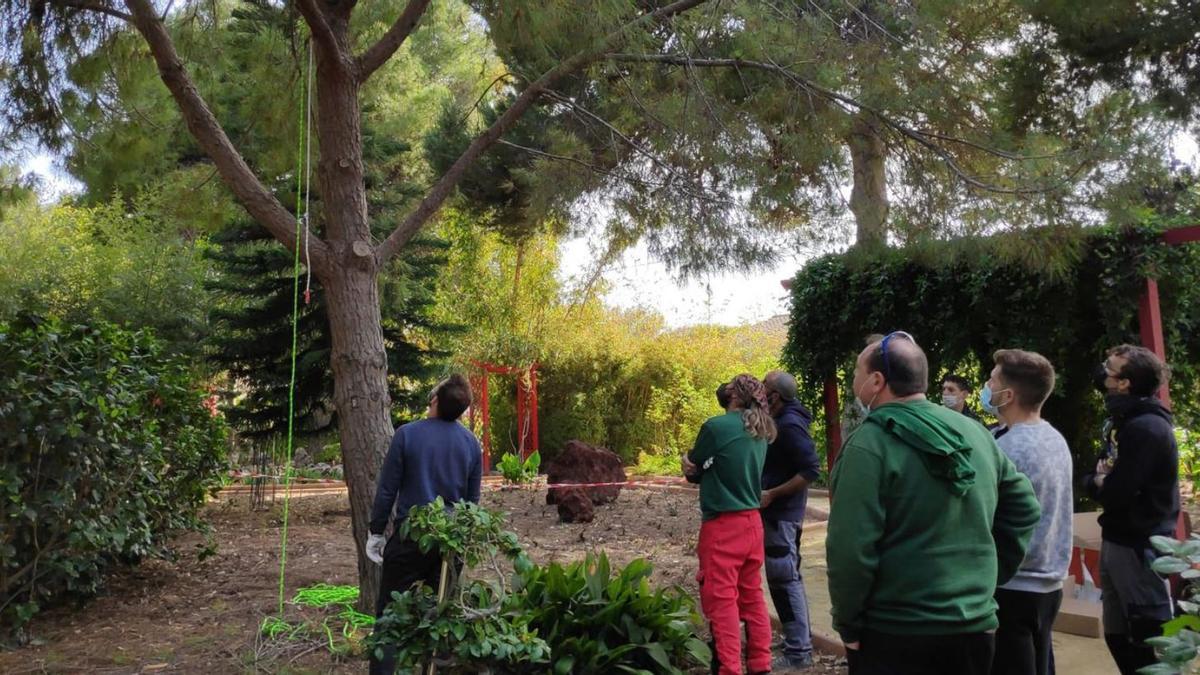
(697, 509), (772, 675)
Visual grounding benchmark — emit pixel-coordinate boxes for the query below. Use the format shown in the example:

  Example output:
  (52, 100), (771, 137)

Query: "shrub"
(785, 222), (1200, 502)
(368, 499), (548, 672)
(1146, 535), (1200, 673)
(0, 315), (228, 638)
(370, 500), (710, 674)
(0, 198), (214, 356)
(514, 552), (711, 675)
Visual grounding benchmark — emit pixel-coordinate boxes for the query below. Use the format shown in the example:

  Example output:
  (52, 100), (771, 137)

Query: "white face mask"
(942, 394), (961, 408)
(854, 377), (880, 414)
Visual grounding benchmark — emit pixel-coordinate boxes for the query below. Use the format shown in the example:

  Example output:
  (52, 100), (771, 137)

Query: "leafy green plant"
(368, 499), (545, 673)
(513, 552), (711, 675)
(0, 315), (228, 639)
(497, 451), (541, 484)
(1141, 535), (1200, 673)
(369, 500), (709, 674)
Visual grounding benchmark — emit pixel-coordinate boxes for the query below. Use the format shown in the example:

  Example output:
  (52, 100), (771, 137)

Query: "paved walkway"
(763, 508), (1118, 675)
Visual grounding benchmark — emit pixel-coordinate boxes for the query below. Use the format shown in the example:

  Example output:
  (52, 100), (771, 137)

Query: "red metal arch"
(467, 361), (539, 473)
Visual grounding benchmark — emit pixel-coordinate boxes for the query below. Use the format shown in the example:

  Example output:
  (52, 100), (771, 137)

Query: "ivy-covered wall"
(783, 222), (1200, 494)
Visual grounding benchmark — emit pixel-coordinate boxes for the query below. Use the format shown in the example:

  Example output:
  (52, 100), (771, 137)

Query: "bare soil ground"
(1, 485), (845, 674)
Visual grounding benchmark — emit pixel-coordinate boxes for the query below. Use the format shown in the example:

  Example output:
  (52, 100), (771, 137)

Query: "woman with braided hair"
(683, 374), (776, 675)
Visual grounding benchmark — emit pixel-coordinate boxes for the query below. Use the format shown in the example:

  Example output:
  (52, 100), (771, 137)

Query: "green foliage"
(397, 498), (530, 571)
(0, 315), (228, 639)
(784, 221), (1200, 497)
(370, 500), (708, 674)
(497, 451), (540, 485)
(433, 217), (785, 466)
(0, 196), (214, 355)
(630, 451), (681, 477)
(1143, 535), (1200, 673)
(205, 223), (453, 437)
(372, 582), (551, 673)
(461, 1), (1166, 267)
(370, 499), (546, 672)
(1021, 0), (1200, 121)
(514, 552), (711, 675)
(1178, 429), (1200, 503)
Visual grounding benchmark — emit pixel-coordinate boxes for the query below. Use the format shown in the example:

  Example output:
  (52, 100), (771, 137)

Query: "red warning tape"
(486, 477), (696, 492)
(223, 471), (695, 491)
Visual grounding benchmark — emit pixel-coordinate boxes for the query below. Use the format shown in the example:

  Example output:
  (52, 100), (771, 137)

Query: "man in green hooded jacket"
(826, 332), (1041, 675)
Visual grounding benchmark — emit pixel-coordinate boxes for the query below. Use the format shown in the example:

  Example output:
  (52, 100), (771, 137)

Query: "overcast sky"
(18, 134), (1200, 329)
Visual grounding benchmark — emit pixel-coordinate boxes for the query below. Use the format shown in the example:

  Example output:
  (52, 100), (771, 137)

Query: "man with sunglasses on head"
(365, 374), (483, 675)
(1082, 345), (1178, 675)
(826, 331), (1040, 675)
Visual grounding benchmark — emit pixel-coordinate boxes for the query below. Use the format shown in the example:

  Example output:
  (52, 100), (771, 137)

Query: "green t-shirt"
(688, 412), (767, 520)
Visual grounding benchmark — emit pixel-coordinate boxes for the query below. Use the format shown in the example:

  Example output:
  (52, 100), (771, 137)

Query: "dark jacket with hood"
(1084, 395), (1179, 548)
(762, 399), (821, 522)
(825, 399), (1040, 643)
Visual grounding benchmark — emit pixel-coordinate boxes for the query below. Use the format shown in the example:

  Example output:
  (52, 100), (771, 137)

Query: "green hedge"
(784, 222), (1200, 494)
(0, 316), (228, 638)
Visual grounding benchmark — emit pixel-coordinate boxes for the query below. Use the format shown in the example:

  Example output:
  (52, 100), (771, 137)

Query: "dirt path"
(1, 487), (845, 674)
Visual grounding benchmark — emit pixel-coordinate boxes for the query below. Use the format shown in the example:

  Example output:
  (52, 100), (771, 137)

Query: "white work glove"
(365, 533), (387, 565)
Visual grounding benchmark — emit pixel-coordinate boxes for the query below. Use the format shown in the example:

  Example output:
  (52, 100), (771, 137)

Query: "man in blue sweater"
(761, 370), (822, 671)
(366, 374), (483, 675)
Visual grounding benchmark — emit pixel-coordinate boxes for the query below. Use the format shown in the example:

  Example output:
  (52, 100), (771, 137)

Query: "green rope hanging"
(276, 37), (315, 617)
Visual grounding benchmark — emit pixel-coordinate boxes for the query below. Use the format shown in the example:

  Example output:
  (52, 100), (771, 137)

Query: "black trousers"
(847, 630), (995, 675)
(992, 588), (1062, 675)
(369, 536), (447, 675)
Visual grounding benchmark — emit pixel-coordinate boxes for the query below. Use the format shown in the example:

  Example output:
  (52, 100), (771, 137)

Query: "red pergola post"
(528, 364), (539, 457)
(823, 375), (842, 475)
(469, 361), (541, 469)
(480, 373), (491, 468)
(1138, 277), (1171, 407)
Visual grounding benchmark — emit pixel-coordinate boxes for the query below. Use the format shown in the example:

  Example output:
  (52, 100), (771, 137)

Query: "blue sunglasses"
(880, 331), (916, 379)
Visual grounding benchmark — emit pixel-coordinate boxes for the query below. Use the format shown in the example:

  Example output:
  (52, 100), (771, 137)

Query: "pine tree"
(206, 221), (451, 438)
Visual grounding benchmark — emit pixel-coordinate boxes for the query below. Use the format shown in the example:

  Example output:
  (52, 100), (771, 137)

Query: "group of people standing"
(360, 335), (1180, 675)
(683, 333), (1180, 675)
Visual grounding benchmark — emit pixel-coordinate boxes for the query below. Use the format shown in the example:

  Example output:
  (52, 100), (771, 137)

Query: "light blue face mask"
(980, 383), (1010, 415)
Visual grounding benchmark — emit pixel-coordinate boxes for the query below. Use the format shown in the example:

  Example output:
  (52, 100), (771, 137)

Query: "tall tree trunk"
(324, 268), (391, 613)
(847, 113), (889, 248)
(311, 17), (389, 614)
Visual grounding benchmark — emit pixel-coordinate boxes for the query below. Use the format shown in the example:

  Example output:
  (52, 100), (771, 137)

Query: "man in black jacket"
(761, 370), (822, 672)
(1083, 345), (1179, 675)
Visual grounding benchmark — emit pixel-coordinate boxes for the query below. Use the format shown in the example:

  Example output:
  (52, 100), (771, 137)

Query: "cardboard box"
(1056, 514), (1105, 639)
(1074, 511), (1102, 550)
(1054, 588), (1103, 638)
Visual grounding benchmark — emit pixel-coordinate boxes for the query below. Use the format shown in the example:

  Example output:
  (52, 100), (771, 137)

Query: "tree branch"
(355, 0), (432, 81)
(608, 53), (1086, 195)
(122, 0), (331, 272)
(295, 0), (350, 71)
(375, 0), (712, 265)
(50, 0), (132, 22)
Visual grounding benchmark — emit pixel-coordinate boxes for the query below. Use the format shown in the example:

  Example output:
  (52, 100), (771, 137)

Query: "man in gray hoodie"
(983, 349), (1073, 675)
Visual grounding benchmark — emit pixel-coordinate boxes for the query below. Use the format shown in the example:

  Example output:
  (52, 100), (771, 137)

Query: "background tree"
(453, 1), (1174, 265)
(3, 0), (1182, 608)
(1, 0), (717, 608)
